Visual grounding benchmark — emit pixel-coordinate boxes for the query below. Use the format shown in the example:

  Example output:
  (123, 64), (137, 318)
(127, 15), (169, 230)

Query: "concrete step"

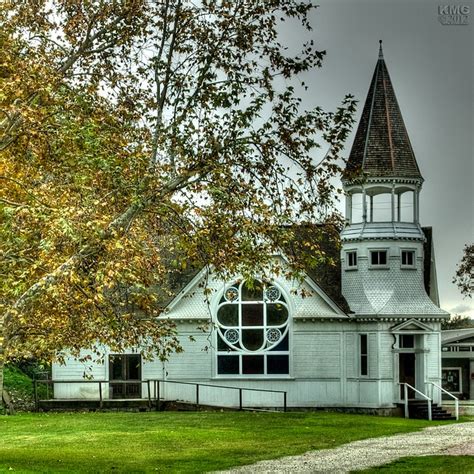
(407, 401), (456, 420)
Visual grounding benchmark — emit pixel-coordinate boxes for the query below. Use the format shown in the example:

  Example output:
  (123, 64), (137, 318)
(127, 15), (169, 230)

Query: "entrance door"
(109, 354), (142, 399)
(399, 353), (416, 399)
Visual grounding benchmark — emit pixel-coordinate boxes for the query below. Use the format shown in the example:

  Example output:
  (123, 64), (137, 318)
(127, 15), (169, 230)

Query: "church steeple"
(346, 42), (422, 180)
(339, 44), (446, 319)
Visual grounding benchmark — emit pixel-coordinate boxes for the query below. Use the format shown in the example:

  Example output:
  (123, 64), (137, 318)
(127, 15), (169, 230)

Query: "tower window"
(370, 250), (388, 266)
(401, 250), (415, 267)
(346, 251), (358, 269)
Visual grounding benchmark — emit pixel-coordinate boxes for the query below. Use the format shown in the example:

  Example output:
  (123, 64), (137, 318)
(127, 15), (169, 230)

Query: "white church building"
(52, 45), (456, 417)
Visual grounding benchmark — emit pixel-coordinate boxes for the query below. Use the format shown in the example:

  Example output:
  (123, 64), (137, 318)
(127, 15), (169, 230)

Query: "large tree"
(453, 243), (473, 299)
(0, 1), (355, 399)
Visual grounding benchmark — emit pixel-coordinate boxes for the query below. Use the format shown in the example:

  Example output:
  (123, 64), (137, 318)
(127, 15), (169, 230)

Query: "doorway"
(399, 353), (416, 399)
(109, 354), (142, 399)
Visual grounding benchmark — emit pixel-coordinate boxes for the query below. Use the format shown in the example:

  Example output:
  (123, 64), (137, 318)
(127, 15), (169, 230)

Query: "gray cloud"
(280, 0), (473, 313)
(449, 303), (474, 315)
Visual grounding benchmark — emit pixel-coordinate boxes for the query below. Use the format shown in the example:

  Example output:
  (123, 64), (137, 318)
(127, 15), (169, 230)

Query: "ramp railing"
(34, 379), (287, 412)
(149, 379), (287, 412)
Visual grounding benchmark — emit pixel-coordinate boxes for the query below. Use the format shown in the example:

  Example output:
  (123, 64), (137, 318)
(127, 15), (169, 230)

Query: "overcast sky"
(281, 0), (473, 316)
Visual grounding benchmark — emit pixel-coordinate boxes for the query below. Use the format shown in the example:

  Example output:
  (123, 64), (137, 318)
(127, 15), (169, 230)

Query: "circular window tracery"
(266, 328), (281, 343)
(224, 328), (239, 344)
(216, 280), (289, 375)
(224, 287), (239, 302)
(265, 286), (281, 302)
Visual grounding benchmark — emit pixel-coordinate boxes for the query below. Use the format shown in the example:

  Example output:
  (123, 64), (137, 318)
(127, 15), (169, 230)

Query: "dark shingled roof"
(285, 224), (350, 313)
(422, 227), (433, 298)
(346, 43), (423, 179)
(166, 226), (435, 315)
(164, 225), (351, 313)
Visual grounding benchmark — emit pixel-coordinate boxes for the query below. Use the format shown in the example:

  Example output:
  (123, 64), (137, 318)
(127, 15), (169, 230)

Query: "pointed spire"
(345, 43), (423, 180)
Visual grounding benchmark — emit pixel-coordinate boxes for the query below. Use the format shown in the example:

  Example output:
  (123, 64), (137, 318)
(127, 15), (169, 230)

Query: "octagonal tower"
(341, 42), (445, 318)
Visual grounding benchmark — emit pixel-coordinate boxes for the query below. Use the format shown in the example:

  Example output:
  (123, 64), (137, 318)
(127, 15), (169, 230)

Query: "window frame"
(399, 334), (415, 349)
(345, 250), (358, 270)
(359, 334), (369, 377)
(214, 280), (291, 379)
(369, 249), (389, 268)
(400, 249), (416, 269)
(441, 367), (462, 394)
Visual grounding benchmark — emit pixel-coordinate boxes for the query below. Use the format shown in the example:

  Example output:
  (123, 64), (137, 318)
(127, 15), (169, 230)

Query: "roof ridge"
(380, 60), (396, 171)
(362, 56), (380, 169)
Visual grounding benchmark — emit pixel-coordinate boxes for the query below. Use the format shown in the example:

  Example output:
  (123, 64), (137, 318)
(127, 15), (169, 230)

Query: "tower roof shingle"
(346, 42), (423, 180)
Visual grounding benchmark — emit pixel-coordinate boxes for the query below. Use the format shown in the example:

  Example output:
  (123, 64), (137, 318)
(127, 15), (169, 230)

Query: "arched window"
(399, 190), (414, 222)
(216, 280), (289, 376)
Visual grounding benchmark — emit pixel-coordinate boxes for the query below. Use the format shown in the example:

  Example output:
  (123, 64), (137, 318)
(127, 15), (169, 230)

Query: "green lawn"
(3, 365), (48, 412)
(360, 455), (474, 473)
(0, 411), (458, 473)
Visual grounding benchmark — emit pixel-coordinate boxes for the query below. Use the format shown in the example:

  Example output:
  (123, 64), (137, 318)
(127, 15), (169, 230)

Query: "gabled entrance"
(391, 320), (432, 400)
(109, 354), (142, 399)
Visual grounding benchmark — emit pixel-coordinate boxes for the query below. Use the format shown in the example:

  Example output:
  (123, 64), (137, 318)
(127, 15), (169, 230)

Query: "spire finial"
(378, 40), (384, 59)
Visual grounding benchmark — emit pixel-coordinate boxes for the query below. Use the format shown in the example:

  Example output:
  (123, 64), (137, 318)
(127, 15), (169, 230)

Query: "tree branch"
(0, 176), (55, 209)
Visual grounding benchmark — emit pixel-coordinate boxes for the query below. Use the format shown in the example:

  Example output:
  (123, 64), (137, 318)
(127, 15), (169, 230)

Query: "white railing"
(428, 382), (459, 420)
(399, 383), (432, 421)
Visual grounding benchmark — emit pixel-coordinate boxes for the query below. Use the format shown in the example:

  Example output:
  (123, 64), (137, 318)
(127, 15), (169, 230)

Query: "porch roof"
(442, 328), (474, 344)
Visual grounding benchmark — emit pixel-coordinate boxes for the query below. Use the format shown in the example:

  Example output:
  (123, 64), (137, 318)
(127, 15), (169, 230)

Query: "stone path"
(222, 422), (474, 473)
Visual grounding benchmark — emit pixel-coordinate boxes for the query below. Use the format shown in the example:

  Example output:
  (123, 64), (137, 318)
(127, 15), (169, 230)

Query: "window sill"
(368, 266), (389, 270)
(213, 375), (294, 380)
(345, 267), (358, 271)
(392, 348), (430, 353)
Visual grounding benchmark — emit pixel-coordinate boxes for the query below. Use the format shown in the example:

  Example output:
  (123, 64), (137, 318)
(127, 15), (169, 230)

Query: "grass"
(3, 365), (48, 411)
(359, 455), (474, 472)
(0, 411), (459, 473)
(4, 365), (35, 395)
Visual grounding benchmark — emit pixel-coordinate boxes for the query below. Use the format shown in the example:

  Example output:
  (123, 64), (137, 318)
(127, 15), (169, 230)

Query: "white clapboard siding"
(369, 333), (378, 379)
(379, 380), (397, 405)
(53, 351), (106, 399)
(346, 380), (360, 404)
(379, 333), (394, 378)
(293, 333), (341, 378)
(426, 332), (441, 379)
(165, 332), (212, 379)
(345, 333), (356, 378)
(142, 359), (163, 381)
(359, 380), (380, 404)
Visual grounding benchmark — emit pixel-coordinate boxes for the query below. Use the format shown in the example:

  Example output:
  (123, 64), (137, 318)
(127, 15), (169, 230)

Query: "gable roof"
(293, 268), (349, 318)
(390, 318), (435, 333)
(165, 261), (349, 321)
(346, 42), (422, 180)
(442, 328), (474, 344)
(161, 224), (438, 316)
